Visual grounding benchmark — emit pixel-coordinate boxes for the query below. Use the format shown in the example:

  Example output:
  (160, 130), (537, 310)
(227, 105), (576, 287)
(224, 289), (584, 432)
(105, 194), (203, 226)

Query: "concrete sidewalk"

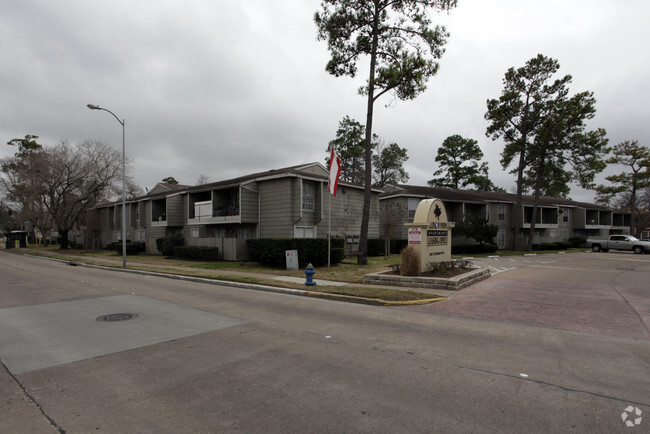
(14, 249), (456, 301)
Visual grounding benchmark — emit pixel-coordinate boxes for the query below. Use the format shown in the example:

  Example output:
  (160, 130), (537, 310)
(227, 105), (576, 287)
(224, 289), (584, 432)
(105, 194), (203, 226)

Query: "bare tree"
(379, 201), (405, 258)
(2, 139), (129, 249)
(196, 174), (211, 185)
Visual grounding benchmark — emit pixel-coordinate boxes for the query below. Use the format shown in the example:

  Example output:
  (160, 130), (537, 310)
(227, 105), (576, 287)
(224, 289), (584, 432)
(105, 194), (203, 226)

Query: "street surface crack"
(0, 358), (66, 433)
(455, 363), (650, 408)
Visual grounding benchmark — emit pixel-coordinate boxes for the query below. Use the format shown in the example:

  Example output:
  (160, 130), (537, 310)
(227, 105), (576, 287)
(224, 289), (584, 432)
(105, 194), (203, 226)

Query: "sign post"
(404, 198), (452, 273)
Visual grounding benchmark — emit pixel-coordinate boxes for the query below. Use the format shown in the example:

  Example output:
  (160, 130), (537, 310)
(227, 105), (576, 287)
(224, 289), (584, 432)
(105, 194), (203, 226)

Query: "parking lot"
(405, 251), (650, 340)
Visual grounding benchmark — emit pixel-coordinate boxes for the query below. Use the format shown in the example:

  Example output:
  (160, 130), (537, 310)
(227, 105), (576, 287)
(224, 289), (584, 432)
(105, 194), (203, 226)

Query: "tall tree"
(1, 135), (51, 238)
(40, 140), (126, 249)
(372, 141), (409, 189)
(325, 115), (376, 185)
(2, 139), (127, 249)
(428, 134), (500, 191)
(485, 54), (607, 250)
(596, 140), (650, 236)
(162, 176), (179, 185)
(316, 0), (456, 264)
(523, 90), (608, 250)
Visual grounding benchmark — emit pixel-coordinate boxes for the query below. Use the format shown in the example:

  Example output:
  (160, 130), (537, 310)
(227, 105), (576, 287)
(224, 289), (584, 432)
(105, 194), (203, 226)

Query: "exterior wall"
(167, 195), (185, 227)
(317, 184), (380, 255)
(258, 177), (296, 238)
(145, 226), (167, 254)
(240, 184), (259, 225)
(185, 237), (249, 261)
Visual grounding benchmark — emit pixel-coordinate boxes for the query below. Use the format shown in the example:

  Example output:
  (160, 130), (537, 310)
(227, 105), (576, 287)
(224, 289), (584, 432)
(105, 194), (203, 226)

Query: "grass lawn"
(16, 245), (436, 303)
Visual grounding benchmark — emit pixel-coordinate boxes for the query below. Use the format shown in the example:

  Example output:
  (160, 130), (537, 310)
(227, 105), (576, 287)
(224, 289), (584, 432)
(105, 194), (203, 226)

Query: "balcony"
(188, 188), (240, 225)
(523, 206), (558, 228)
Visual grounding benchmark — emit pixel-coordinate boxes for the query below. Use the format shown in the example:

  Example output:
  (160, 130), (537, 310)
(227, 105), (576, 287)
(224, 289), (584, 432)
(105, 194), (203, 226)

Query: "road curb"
(21, 253), (445, 307)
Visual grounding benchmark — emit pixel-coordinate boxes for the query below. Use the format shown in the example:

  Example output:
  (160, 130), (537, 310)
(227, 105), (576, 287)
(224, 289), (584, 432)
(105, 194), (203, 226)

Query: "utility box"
(6, 231), (28, 249)
(285, 250), (299, 270)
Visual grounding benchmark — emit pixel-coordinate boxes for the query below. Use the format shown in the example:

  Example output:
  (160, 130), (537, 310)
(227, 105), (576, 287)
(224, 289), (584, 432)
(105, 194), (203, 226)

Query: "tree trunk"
(59, 229), (69, 250)
(512, 149), (526, 251)
(527, 149), (547, 251)
(357, 6), (380, 266)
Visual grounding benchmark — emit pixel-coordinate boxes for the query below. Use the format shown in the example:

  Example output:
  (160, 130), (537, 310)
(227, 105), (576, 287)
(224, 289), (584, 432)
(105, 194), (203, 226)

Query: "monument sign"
(404, 198), (452, 273)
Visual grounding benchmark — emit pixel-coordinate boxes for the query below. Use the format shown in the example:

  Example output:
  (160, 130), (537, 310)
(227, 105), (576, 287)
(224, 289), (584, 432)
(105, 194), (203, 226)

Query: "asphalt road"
(1, 250), (648, 433)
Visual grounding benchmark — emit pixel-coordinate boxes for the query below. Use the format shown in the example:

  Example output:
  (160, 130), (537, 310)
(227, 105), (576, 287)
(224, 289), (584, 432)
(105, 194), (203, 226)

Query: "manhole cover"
(96, 313), (139, 322)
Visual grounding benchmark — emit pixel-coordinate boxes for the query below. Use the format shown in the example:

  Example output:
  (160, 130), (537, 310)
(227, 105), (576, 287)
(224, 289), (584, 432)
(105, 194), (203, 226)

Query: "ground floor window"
(136, 230), (146, 242)
(237, 228), (251, 239)
(497, 230), (505, 249)
(294, 226), (316, 238)
(191, 227), (200, 238)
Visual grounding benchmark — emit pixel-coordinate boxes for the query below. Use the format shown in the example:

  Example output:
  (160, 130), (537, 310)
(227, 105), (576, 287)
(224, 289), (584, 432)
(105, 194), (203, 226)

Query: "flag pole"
(328, 191), (331, 268)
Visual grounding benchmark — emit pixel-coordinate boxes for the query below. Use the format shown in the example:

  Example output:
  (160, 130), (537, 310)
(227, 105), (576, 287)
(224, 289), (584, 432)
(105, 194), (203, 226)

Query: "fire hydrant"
(304, 263), (317, 286)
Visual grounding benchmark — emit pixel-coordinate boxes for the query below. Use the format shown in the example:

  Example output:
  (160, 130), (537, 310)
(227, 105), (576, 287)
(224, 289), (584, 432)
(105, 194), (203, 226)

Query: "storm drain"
(96, 313), (139, 322)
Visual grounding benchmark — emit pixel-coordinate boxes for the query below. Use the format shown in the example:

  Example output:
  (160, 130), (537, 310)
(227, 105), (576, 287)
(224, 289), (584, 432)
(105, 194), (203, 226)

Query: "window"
(408, 198), (420, 219)
(302, 182), (315, 211)
(237, 228), (250, 239)
(191, 227), (200, 238)
(136, 230), (146, 242)
(560, 208), (569, 223)
(497, 230), (505, 248)
(549, 230), (557, 238)
(497, 204), (506, 221)
(295, 226), (316, 238)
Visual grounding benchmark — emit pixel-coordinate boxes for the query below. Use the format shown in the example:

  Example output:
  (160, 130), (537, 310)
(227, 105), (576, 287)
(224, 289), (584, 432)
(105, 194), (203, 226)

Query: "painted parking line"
(488, 266), (517, 275)
(598, 257), (650, 263)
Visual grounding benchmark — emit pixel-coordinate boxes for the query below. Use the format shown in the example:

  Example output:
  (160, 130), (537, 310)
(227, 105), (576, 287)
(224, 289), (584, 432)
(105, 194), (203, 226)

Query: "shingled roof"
(381, 184), (610, 210)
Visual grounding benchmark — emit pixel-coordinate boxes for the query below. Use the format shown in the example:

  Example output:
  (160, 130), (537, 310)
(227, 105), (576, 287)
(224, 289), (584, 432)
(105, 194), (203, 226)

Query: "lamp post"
(87, 104), (127, 268)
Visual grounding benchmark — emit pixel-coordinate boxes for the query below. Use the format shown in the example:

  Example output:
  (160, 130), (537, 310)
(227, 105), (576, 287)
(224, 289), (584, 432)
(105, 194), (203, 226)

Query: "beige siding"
(167, 195), (185, 226)
(296, 164), (329, 177)
(316, 185), (380, 239)
(145, 226), (167, 253)
(259, 178), (295, 238)
(241, 185), (259, 224)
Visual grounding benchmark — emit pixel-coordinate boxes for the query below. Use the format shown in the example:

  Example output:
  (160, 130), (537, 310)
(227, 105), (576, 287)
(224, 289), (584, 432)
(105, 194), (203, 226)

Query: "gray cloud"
(1, 0), (648, 202)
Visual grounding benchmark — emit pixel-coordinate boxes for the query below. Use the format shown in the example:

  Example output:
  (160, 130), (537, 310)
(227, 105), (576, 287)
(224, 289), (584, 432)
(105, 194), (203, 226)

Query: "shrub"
(156, 233), (184, 256)
(553, 241), (572, 250)
(451, 244), (498, 254)
(367, 239), (386, 256)
(400, 246), (421, 276)
(568, 236), (586, 247)
(390, 239), (409, 254)
(246, 238), (345, 268)
(426, 259), (473, 275)
(174, 246), (219, 261)
(533, 242), (559, 251)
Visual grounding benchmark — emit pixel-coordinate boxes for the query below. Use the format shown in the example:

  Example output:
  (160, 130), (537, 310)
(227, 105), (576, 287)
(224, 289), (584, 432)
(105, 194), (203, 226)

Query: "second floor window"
(302, 182), (315, 211)
(408, 198), (419, 219)
(497, 204), (506, 221)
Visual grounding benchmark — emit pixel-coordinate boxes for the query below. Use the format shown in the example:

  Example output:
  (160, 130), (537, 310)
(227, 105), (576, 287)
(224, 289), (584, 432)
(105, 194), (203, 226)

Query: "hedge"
(451, 244), (498, 254)
(568, 236), (586, 247)
(174, 246), (219, 261)
(246, 238), (345, 268)
(531, 241), (572, 251)
(106, 241), (145, 255)
(367, 239), (386, 256)
(156, 233), (184, 256)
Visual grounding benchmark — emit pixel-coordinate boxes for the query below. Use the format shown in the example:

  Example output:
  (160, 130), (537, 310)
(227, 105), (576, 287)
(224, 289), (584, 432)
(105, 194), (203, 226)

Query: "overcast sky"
(2, 0), (648, 202)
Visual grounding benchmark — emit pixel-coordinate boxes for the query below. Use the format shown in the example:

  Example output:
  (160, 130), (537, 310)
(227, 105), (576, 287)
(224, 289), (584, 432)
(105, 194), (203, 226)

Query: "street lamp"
(87, 104), (127, 268)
